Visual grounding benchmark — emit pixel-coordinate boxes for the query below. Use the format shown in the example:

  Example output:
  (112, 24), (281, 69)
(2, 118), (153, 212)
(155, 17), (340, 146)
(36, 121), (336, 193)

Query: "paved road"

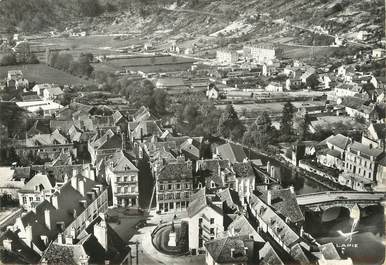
(129, 210), (204, 265)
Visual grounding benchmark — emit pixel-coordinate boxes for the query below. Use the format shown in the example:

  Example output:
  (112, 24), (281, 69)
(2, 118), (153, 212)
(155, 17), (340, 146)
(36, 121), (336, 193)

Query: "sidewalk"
(129, 210), (204, 265)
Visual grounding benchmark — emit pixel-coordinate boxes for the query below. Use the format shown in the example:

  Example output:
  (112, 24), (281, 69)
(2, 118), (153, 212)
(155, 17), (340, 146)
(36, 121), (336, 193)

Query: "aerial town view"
(0, 0), (385, 264)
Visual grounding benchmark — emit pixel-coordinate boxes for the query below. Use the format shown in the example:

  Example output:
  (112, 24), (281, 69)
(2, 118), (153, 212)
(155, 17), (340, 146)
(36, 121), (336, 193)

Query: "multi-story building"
(155, 160), (193, 213)
(105, 150), (139, 207)
(216, 49), (238, 65)
(243, 44), (283, 65)
(340, 141), (384, 190)
(187, 188), (224, 255)
(362, 123), (385, 150)
(88, 129), (123, 165)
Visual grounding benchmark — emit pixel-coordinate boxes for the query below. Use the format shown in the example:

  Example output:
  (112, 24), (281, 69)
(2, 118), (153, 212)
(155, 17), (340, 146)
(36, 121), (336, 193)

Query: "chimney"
(230, 248), (235, 258)
(87, 191), (95, 201)
(57, 233), (63, 244)
(44, 209), (51, 230)
(79, 179), (85, 196)
(40, 235), (48, 246)
(289, 186), (295, 194)
(65, 235), (74, 245)
(25, 225), (33, 247)
(267, 190), (272, 206)
(3, 239), (13, 251)
(71, 176), (77, 190)
(94, 219), (108, 250)
(80, 200), (87, 208)
(51, 195), (59, 209)
(79, 255), (89, 265)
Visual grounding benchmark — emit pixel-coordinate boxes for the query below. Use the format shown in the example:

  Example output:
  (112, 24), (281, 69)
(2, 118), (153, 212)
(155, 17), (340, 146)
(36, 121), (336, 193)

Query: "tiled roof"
(216, 143), (247, 163)
(250, 194), (300, 248)
(326, 134), (351, 150)
(259, 188), (304, 223)
(348, 141), (384, 158)
(319, 243), (341, 260)
(105, 151), (138, 172)
(227, 214), (264, 242)
(204, 235), (256, 264)
(131, 120), (163, 139)
(41, 242), (87, 265)
(196, 159), (231, 188)
(22, 173), (55, 192)
(187, 188), (223, 218)
(217, 188), (242, 211)
(259, 242), (285, 265)
(157, 161), (193, 181)
(290, 243), (311, 265)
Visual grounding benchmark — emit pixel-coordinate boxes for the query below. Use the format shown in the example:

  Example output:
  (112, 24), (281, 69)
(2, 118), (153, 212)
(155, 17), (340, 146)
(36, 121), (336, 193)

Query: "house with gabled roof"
(195, 159), (232, 190)
(362, 122), (385, 149)
(104, 151), (139, 207)
(155, 161), (193, 213)
(187, 188), (224, 255)
(88, 130), (123, 165)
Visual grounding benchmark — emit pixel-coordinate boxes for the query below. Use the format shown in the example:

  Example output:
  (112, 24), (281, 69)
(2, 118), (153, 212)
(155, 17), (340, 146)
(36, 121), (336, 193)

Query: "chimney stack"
(44, 209), (51, 230)
(289, 186), (295, 194)
(230, 248), (235, 258)
(3, 239), (13, 252)
(71, 176), (77, 190)
(57, 233), (63, 244)
(94, 218), (108, 251)
(267, 190), (272, 206)
(79, 179), (85, 196)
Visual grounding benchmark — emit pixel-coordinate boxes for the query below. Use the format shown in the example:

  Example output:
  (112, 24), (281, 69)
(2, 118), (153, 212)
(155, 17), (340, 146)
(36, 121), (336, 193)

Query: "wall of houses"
(106, 167), (139, 207)
(156, 179), (193, 212)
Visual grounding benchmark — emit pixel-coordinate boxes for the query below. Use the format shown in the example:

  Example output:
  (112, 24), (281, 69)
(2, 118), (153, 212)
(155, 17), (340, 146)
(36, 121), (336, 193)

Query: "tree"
(217, 104), (245, 140)
(294, 113), (310, 141)
(280, 102), (295, 137)
(0, 53), (17, 66)
(243, 112), (273, 149)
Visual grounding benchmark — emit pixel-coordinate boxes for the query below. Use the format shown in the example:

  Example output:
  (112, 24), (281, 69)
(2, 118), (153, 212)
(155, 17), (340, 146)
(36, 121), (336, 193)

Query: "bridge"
(296, 191), (385, 212)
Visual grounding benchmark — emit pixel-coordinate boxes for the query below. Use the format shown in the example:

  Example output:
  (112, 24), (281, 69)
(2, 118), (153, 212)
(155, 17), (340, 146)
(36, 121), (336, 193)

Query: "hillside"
(0, 0), (384, 47)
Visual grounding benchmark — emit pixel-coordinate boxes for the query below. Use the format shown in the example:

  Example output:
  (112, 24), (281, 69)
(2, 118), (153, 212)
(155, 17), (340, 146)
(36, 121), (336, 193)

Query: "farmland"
(0, 64), (95, 86)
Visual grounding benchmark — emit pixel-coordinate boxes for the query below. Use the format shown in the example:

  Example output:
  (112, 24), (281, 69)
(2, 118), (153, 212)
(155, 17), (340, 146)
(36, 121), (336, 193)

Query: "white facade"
(188, 206), (224, 254)
(216, 50), (238, 65)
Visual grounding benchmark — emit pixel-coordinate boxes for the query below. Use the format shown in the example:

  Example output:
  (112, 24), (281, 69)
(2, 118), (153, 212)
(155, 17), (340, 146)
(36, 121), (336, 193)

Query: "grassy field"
(0, 64), (95, 86)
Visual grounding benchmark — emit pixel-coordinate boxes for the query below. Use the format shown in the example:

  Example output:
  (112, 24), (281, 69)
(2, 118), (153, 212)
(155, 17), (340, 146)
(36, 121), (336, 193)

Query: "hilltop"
(0, 0), (384, 48)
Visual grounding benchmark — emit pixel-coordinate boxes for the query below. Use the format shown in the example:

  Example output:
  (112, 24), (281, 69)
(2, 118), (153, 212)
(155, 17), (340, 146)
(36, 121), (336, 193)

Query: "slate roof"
(259, 188), (304, 223)
(204, 235), (257, 264)
(324, 134), (351, 150)
(216, 143), (247, 163)
(157, 161), (193, 181)
(0, 229), (41, 264)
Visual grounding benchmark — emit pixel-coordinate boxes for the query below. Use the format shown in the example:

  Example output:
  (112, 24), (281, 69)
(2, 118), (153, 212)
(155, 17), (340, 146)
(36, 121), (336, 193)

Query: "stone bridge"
(296, 191), (385, 212)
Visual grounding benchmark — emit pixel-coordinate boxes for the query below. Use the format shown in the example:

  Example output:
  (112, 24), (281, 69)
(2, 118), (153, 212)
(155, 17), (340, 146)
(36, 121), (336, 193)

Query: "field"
(280, 45), (340, 58)
(0, 64), (95, 86)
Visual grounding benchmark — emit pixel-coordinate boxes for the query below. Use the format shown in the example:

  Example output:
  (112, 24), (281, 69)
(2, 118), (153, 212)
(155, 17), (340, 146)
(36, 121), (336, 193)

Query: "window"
(116, 177), (121, 183)
(210, 228), (214, 234)
(29, 197), (33, 202)
(22, 196), (27, 204)
(131, 175), (136, 182)
(131, 186), (136, 193)
(185, 183), (190, 189)
(36, 197), (40, 201)
(124, 176), (128, 182)
(211, 181), (215, 188)
(117, 187), (121, 193)
(199, 218), (203, 225)
(176, 184), (181, 190)
(160, 185), (164, 191)
(175, 192), (181, 199)
(168, 184), (172, 190)
(210, 218), (214, 224)
(158, 194), (164, 200)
